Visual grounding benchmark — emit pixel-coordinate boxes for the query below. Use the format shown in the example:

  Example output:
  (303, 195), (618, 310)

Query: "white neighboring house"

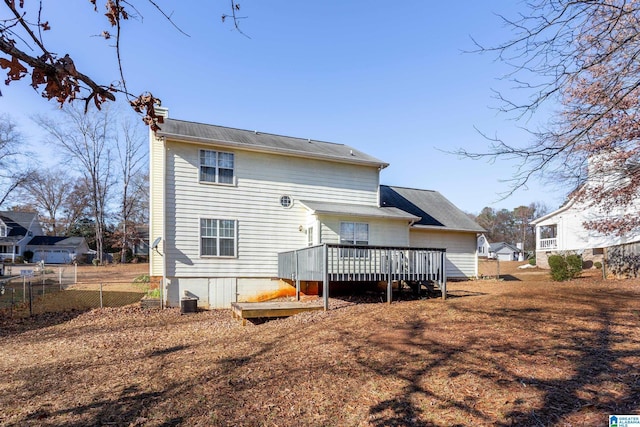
(477, 234), (490, 258)
(531, 155), (640, 268)
(0, 211), (43, 262)
(27, 236), (90, 264)
(149, 110), (485, 308)
(488, 242), (521, 261)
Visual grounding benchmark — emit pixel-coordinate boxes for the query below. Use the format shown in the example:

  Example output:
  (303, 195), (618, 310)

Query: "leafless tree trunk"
(36, 105), (114, 263)
(21, 169), (74, 235)
(0, 114), (34, 207)
(115, 118), (147, 263)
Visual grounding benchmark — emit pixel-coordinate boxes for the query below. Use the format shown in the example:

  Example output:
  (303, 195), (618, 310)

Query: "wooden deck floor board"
(231, 301), (324, 325)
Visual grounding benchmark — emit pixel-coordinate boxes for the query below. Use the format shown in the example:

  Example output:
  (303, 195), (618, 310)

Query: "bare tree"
(0, 1), (245, 129)
(63, 177), (93, 235)
(465, 1), (640, 235)
(35, 104), (113, 263)
(20, 168), (74, 235)
(0, 114), (34, 207)
(473, 202), (548, 252)
(113, 117), (147, 262)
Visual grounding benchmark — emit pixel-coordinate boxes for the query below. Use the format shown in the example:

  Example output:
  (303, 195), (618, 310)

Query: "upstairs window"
(200, 150), (234, 184)
(200, 219), (236, 257)
(0, 222), (6, 237)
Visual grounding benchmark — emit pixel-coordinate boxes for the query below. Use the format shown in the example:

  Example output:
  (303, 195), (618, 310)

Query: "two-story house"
(531, 153), (640, 268)
(149, 109), (484, 308)
(0, 211), (43, 262)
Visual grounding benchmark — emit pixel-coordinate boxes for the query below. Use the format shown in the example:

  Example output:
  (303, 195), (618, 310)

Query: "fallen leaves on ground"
(1, 265), (639, 426)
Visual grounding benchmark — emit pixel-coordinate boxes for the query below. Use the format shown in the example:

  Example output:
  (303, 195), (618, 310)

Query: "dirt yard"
(0, 263), (638, 426)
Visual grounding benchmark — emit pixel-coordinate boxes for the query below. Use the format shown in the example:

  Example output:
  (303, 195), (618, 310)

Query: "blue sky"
(0, 1), (564, 214)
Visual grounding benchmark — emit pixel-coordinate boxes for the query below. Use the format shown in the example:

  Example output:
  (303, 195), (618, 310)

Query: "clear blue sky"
(0, 1), (564, 214)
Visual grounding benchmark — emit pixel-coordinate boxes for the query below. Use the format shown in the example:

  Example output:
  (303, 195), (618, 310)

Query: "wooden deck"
(231, 301), (324, 325)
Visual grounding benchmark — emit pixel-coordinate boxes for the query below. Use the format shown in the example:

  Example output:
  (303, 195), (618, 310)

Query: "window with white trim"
(0, 222), (6, 237)
(307, 226), (314, 247)
(199, 150), (234, 184)
(340, 222), (369, 257)
(200, 219), (236, 257)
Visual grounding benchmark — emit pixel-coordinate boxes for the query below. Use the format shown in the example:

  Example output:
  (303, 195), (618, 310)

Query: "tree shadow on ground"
(352, 286), (640, 426)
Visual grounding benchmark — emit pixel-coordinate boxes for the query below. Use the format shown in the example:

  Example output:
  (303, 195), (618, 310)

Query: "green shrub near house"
(548, 253), (583, 281)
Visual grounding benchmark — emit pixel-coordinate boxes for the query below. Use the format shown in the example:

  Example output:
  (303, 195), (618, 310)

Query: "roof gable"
(0, 211), (38, 237)
(489, 242), (520, 253)
(379, 186), (485, 233)
(156, 119), (388, 168)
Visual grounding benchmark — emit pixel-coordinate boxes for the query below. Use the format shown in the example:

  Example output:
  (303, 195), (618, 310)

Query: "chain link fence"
(0, 264), (148, 318)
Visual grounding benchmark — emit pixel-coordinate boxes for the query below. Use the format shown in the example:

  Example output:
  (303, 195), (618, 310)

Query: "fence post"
(100, 283), (103, 308)
(28, 280), (32, 317)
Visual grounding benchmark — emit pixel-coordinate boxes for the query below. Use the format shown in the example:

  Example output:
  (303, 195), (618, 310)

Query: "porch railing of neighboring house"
(278, 244), (447, 310)
(0, 252), (15, 262)
(538, 238), (558, 250)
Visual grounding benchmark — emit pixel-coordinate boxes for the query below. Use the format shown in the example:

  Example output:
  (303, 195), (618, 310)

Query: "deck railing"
(278, 244), (447, 306)
(538, 238), (558, 250)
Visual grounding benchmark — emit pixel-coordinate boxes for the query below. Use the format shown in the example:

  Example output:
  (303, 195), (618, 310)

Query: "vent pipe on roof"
(350, 150), (354, 156)
(254, 130), (259, 135)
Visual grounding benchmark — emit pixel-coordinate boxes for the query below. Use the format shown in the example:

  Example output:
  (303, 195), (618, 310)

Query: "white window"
(340, 222), (369, 257)
(200, 219), (236, 257)
(0, 221), (6, 237)
(340, 222), (369, 245)
(280, 195), (292, 208)
(307, 226), (314, 247)
(199, 150), (234, 184)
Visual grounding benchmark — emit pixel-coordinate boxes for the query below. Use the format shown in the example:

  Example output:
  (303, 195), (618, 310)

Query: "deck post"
(294, 250), (300, 301)
(323, 244), (329, 311)
(387, 249), (392, 304)
(441, 251), (447, 300)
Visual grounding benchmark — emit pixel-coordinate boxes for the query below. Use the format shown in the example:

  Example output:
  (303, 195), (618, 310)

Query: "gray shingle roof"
(489, 242), (521, 253)
(27, 236), (86, 247)
(380, 186), (485, 233)
(0, 211), (38, 237)
(156, 119), (389, 168)
(299, 200), (419, 221)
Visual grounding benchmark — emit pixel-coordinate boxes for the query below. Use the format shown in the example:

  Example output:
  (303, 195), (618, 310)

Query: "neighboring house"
(0, 211), (44, 262)
(488, 242), (521, 261)
(27, 236), (90, 264)
(531, 154), (640, 268)
(149, 110), (485, 308)
(132, 225), (150, 259)
(477, 234), (490, 258)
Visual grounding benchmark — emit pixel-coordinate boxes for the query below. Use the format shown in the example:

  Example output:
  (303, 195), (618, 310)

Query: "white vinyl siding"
(409, 229), (478, 278)
(149, 131), (165, 277)
(165, 141), (381, 278)
(320, 217), (409, 247)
